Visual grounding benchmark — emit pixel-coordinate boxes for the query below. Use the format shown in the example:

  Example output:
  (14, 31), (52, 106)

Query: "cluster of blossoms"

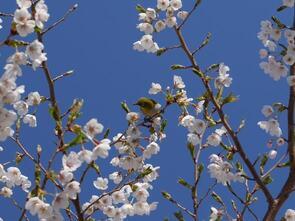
(0, 49), (44, 140)
(133, 0), (188, 53)
(24, 113), (162, 220)
(14, 0), (49, 37)
(214, 63), (232, 89)
(80, 114), (162, 220)
(207, 154), (244, 186)
(0, 0), (50, 141)
(258, 105), (282, 138)
(0, 165), (31, 198)
(258, 20), (295, 83)
(258, 105), (285, 160)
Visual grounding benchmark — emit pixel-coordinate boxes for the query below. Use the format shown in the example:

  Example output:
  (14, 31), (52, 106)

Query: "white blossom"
(148, 83), (162, 95)
(215, 63), (232, 89)
(157, 0), (169, 11)
(261, 105), (274, 117)
(285, 209), (295, 221)
(268, 150), (277, 159)
(27, 92), (41, 105)
(174, 75), (185, 89)
(52, 193), (69, 210)
(93, 177), (108, 190)
(58, 170), (73, 186)
(14, 8), (35, 37)
(154, 20), (166, 32)
(140, 35), (154, 50)
(137, 23), (154, 35)
(84, 118), (104, 138)
(208, 154), (244, 185)
(13, 101), (28, 116)
(92, 139), (111, 160)
(0, 187), (13, 198)
(283, 0), (295, 7)
(258, 118), (282, 137)
(35, 0), (50, 29)
(165, 16), (177, 28)
(143, 142), (160, 159)
(17, 0), (32, 8)
(170, 0), (183, 10)
(78, 149), (93, 164)
(109, 172), (123, 184)
(62, 151), (82, 172)
(177, 11), (188, 20)
(64, 181), (81, 200)
(126, 112), (140, 122)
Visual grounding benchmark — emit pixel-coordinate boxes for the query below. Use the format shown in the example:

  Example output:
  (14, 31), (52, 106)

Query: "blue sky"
(1, 0), (295, 220)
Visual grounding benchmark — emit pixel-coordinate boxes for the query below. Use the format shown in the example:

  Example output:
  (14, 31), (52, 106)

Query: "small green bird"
(134, 97), (161, 117)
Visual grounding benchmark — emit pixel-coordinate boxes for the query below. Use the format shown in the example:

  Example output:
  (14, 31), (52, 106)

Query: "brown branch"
(173, 27), (273, 205)
(263, 7), (295, 221)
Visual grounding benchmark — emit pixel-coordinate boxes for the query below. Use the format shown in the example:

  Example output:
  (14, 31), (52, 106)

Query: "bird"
(134, 97), (161, 117)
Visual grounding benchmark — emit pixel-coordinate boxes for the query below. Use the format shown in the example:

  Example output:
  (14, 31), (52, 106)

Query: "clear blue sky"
(1, 0), (294, 220)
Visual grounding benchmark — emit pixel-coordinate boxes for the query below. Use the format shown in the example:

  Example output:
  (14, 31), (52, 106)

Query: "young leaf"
(178, 178), (192, 190)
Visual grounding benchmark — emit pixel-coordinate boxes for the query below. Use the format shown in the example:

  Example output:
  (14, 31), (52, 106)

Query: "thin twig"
(42, 4), (78, 35)
(0, 12), (14, 17)
(53, 70), (74, 82)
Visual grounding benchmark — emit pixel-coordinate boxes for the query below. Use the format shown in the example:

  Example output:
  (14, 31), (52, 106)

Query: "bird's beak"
(133, 102), (139, 106)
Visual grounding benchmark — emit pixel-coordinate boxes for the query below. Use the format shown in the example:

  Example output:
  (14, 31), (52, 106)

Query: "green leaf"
(91, 163), (100, 174)
(5, 39), (29, 47)
(103, 128), (110, 139)
(262, 175), (273, 185)
(260, 154), (268, 175)
(206, 63), (219, 73)
(273, 102), (287, 112)
(171, 64), (185, 70)
(231, 200), (237, 211)
(226, 151), (234, 161)
(178, 178), (192, 189)
(198, 164), (204, 174)
(277, 5), (288, 12)
(156, 48), (167, 56)
(235, 162), (243, 172)
(271, 16), (287, 29)
(65, 132), (86, 150)
(211, 192), (223, 204)
(137, 167), (153, 179)
(192, 68), (204, 78)
(49, 107), (59, 121)
(160, 119), (168, 133)
(161, 191), (172, 200)
(220, 143), (231, 151)
(187, 143), (195, 161)
(135, 4), (146, 13)
(278, 161), (290, 168)
(222, 93), (238, 106)
(174, 211), (185, 221)
(121, 101), (130, 113)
